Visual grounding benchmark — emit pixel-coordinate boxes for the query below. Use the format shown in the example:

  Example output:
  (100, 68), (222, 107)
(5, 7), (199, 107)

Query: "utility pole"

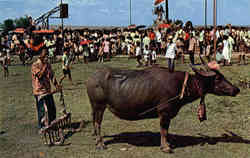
(204, 0), (207, 28)
(60, 0), (64, 37)
(165, 0), (169, 22)
(60, 0), (65, 51)
(129, 0), (132, 25)
(213, 0), (217, 58)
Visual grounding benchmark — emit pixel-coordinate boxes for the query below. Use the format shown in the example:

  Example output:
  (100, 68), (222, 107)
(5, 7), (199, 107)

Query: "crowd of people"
(1, 22), (250, 73)
(0, 22), (250, 83)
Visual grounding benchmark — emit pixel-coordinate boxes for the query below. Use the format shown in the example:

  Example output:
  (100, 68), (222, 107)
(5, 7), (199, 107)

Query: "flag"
(154, 0), (164, 5)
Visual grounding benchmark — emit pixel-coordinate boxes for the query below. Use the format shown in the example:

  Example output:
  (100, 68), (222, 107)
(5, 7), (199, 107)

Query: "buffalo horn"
(190, 64), (216, 77)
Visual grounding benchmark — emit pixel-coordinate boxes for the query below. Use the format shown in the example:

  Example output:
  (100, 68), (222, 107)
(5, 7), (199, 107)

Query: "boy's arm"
(32, 63), (47, 79)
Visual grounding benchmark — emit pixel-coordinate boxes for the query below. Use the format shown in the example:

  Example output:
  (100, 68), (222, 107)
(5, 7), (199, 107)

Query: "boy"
(135, 41), (143, 67)
(151, 43), (157, 65)
(31, 49), (61, 129)
(144, 45), (150, 66)
(59, 48), (73, 85)
(0, 50), (9, 79)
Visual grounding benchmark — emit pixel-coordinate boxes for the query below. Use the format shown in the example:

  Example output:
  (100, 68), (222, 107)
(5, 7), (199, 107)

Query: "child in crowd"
(98, 39), (104, 63)
(205, 40), (212, 62)
(144, 45), (150, 66)
(59, 48), (73, 85)
(82, 44), (89, 64)
(216, 43), (224, 64)
(238, 39), (247, 65)
(0, 50), (9, 79)
(73, 42), (81, 63)
(151, 43), (157, 65)
(135, 41), (142, 67)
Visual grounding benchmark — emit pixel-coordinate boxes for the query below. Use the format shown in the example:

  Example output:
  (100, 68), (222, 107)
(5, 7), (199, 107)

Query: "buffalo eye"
(215, 74), (224, 84)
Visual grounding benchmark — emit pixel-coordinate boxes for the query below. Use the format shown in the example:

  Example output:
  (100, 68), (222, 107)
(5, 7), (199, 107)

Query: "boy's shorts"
(63, 68), (71, 75)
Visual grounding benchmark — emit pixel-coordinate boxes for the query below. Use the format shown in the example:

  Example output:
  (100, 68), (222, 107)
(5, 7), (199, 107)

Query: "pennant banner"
(154, 0), (164, 5)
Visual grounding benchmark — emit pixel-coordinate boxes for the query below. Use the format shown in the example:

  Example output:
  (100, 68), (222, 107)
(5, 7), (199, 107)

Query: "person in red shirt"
(188, 33), (197, 65)
(183, 30), (190, 54)
(149, 29), (156, 41)
(31, 49), (61, 129)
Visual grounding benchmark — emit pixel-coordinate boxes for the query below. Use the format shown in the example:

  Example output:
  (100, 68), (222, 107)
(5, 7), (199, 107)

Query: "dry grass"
(0, 56), (250, 158)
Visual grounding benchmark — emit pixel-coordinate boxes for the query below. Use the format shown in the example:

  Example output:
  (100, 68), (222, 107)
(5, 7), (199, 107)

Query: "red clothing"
(149, 32), (156, 41)
(184, 32), (190, 41)
(31, 59), (54, 96)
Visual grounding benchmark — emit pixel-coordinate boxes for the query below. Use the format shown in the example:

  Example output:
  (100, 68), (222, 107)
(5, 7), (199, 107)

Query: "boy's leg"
(68, 70), (73, 85)
(59, 75), (65, 84)
(34, 96), (45, 129)
(167, 58), (171, 70)
(4, 67), (9, 78)
(189, 51), (195, 65)
(243, 54), (247, 65)
(171, 59), (175, 72)
(238, 54), (242, 65)
(59, 70), (66, 84)
(45, 95), (57, 124)
(168, 58), (174, 72)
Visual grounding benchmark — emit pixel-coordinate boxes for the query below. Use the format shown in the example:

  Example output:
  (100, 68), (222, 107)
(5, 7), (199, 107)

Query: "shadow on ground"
(0, 131), (6, 135)
(104, 131), (250, 149)
(64, 120), (91, 140)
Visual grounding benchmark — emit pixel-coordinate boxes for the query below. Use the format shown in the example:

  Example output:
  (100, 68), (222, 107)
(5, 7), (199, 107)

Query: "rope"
(139, 72), (189, 116)
(139, 94), (181, 116)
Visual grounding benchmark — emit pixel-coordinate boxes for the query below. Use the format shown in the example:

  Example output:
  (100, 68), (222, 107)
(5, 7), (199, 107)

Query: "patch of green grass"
(0, 56), (250, 158)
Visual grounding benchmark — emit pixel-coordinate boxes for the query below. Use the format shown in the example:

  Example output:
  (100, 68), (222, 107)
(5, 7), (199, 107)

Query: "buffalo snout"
(231, 87), (240, 97)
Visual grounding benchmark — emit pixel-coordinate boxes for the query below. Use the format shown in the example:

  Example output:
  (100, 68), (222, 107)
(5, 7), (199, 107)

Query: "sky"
(0, 0), (250, 27)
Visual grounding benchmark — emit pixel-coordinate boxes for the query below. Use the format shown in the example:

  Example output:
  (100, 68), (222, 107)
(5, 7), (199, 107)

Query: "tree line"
(0, 16), (31, 32)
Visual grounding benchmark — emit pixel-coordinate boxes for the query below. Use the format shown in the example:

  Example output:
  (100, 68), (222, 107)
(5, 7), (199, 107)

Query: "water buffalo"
(86, 64), (240, 153)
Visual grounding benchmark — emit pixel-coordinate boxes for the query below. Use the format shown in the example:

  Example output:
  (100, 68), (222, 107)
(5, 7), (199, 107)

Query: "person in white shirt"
(155, 28), (162, 54)
(135, 41), (143, 67)
(143, 34), (150, 50)
(144, 45), (150, 66)
(165, 36), (177, 72)
(222, 35), (230, 66)
(228, 34), (235, 64)
(199, 29), (205, 55)
(150, 42), (157, 65)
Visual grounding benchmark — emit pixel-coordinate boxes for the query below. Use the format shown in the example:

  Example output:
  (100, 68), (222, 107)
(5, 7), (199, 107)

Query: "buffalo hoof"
(96, 144), (107, 150)
(160, 146), (173, 153)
